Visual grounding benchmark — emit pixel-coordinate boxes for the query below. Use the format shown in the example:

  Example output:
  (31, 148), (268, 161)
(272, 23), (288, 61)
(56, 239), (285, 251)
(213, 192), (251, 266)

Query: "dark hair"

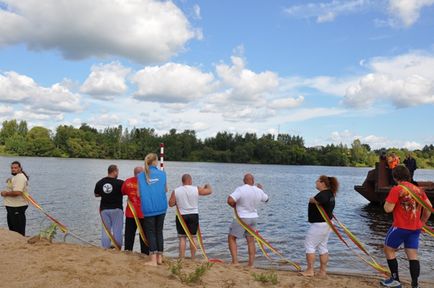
(181, 174), (192, 184)
(319, 175), (339, 195)
(108, 164), (118, 174)
(392, 165), (411, 182)
(11, 161), (29, 180)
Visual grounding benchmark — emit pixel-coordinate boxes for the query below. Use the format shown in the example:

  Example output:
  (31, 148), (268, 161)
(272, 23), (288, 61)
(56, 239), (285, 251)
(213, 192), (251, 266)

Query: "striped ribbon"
(398, 184), (434, 238)
(127, 200), (148, 246)
(23, 192), (69, 233)
(315, 204), (389, 276)
(233, 208), (301, 271)
(99, 209), (121, 250)
(23, 192), (97, 246)
(175, 206), (207, 260)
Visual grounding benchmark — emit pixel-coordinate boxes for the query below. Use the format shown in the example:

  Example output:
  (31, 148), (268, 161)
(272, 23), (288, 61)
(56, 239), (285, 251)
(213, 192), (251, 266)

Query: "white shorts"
(304, 222), (331, 255)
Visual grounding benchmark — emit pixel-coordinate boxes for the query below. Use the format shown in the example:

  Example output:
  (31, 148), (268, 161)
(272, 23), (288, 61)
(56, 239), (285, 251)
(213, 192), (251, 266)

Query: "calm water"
(1, 156), (433, 280)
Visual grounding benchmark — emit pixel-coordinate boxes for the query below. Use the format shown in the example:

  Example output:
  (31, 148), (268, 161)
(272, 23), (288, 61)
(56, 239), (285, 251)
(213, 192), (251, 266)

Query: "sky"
(0, 0), (434, 150)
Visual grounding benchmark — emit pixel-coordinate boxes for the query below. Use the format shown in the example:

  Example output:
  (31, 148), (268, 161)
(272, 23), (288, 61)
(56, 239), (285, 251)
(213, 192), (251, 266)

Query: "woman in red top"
(381, 166), (432, 288)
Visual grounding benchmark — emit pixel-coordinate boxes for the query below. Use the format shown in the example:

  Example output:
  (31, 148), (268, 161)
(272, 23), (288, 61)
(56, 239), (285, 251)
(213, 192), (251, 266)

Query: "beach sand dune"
(0, 229), (391, 287)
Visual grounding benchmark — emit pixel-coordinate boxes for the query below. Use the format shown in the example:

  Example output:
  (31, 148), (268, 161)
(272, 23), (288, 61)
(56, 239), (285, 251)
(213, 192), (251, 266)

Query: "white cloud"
(0, 105), (13, 114)
(0, 0), (199, 63)
(193, 4), (201, 20)
(133, 62), (215, 103)
(284, 0), (434, 27)
(268, 96), (305, 109)
(284, 0), (372, 23)
(80, 62), (131, 99)
(216, 56), (279, 102)
(0, 71), (82, 113)
(388, 0), (434, 27)
(325, 130), (423, 149)
(277, 107), (345, 122)
(13, 109), (64, 121)
(343, 52), (434, 108)
(87, 113), (122, 129)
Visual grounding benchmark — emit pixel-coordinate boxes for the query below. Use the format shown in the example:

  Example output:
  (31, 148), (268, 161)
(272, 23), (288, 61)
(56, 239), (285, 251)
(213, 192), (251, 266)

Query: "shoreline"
(3, 228), (432, 288)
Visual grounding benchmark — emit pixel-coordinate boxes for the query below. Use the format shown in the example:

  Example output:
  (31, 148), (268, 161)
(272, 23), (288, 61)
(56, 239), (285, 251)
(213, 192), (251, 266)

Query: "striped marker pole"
(160, 143), (164, 171)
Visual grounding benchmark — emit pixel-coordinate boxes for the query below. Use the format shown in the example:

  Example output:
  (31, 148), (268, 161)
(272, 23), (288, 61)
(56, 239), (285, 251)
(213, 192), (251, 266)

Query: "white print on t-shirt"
(103, 183), (113, 194)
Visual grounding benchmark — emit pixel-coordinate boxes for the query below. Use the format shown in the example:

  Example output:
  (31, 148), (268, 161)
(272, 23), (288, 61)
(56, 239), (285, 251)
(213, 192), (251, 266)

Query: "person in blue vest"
(138, 153), (168, 266)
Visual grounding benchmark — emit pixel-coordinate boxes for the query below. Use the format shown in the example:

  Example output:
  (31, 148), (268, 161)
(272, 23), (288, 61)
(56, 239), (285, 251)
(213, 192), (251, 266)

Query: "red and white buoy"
(160, 143), (164, 171)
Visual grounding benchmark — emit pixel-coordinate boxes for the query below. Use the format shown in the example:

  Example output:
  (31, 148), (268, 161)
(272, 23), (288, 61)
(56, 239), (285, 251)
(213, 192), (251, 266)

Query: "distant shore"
(3, 228), (429, 288)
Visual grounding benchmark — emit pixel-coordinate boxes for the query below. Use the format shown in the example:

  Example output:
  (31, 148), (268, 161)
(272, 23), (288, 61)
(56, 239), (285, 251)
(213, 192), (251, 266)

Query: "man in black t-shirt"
(94, 164), (124, 249)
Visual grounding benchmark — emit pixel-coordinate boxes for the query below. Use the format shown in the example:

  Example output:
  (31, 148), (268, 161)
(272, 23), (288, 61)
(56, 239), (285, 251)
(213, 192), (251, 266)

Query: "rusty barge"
(354, 156), (434, 204)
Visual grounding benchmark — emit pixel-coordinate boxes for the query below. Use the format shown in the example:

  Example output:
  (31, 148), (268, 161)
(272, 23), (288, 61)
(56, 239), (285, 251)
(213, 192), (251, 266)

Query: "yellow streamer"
(233, 208), (301, 271)
(127, 200), (148, 246)
(99, 209), (121, 250)
(315, 204), (389, 276)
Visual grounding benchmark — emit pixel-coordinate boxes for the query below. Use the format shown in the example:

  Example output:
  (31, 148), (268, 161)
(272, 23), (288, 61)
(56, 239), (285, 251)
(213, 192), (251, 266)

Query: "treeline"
(1, 119), (434, 168)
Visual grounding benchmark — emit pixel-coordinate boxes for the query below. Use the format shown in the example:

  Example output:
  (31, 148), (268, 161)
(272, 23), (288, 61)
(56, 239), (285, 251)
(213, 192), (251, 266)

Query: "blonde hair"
(144, 153), (158, 183)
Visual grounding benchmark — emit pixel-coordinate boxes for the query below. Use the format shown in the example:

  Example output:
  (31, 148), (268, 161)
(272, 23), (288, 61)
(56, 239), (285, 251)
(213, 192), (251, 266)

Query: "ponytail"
(319, 175), (339, 195)
(144, 153), (158, 183)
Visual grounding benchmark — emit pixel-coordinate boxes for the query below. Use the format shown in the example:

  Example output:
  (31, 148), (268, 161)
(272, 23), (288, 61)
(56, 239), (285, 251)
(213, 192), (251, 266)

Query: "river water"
(1, 156), (433, 280)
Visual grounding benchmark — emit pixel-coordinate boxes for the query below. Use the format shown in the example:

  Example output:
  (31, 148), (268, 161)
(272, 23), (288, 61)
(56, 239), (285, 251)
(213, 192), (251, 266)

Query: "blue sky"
(1, 0), (434, 149)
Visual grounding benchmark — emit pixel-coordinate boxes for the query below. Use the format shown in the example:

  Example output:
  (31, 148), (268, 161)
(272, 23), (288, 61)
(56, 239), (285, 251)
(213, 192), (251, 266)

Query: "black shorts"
(176, 214), (199, 236)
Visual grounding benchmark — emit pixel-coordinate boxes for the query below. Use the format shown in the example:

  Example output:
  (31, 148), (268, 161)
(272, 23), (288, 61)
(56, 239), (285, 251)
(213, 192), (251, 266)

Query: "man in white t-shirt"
(227, 173), (269, 267)
(1, 161), (29, 236)
(168, 174), (212, 259)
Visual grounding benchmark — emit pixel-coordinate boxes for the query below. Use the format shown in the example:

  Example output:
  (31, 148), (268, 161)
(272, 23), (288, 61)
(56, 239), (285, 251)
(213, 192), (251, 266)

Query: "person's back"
(94, 164), (124, 249)
(231, 184), (268, 218)
(174, 185), (199, 215)
(95, 176), (124, 210)
(138, 166), (167, 217)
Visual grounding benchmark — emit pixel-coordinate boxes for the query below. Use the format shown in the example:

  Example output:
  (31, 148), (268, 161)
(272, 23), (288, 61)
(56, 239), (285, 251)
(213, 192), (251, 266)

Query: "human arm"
(94, 182), (101, 197)
(227, 196), (236, 208)
(168, 191), (176, 207)
(384, 186), (400, 213)
(420, 197), (432, 224)
(384, 201), (395, 213)
(2, 175), (26, 197)
(1, 190), (23, 197)
(198, 184), (212, 196)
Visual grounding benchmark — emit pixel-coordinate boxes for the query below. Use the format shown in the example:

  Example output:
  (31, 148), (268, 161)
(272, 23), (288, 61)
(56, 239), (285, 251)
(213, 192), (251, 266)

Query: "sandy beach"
(0, 228), (404, 288)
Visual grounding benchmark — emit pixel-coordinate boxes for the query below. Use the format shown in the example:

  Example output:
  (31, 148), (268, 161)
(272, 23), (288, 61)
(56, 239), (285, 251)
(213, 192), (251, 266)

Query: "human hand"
(256, 183), (263, 189)
(1, 191), (7, 197)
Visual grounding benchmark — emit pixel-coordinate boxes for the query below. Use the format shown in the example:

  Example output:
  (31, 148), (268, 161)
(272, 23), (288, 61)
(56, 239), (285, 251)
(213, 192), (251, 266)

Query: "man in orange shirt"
(122, 166), (148, 254)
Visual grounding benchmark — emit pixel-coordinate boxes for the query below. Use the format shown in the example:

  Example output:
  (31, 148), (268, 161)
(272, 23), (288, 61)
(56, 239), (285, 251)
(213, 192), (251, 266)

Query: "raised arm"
(198, 184), (212, 196)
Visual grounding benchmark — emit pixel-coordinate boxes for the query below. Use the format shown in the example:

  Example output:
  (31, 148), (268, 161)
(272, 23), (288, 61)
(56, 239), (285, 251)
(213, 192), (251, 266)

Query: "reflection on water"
(0, 156), (433, 280)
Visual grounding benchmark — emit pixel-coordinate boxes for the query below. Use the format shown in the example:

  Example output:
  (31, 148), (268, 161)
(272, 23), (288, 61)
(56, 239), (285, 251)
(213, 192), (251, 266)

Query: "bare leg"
(145, 254), (158, 266)
(300, 253), (315, 276)
(319, 253), (329, 276)
(189, 238), (197, 260)
(179, 236), (186, 259)
(384, 245), (396, 260)
(228, 235), (238, 265)
(157, 253), (163, 265)
(246, 236), (256, 267)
